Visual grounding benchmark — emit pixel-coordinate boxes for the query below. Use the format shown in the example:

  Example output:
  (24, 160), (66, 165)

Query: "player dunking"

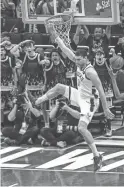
(35, 25), (114, 171)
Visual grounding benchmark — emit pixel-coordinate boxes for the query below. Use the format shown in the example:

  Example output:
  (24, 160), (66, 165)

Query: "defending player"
(35, 25), (114, 172)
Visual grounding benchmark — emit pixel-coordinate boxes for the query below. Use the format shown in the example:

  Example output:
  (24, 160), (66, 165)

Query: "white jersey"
(77, 64), (99, 99)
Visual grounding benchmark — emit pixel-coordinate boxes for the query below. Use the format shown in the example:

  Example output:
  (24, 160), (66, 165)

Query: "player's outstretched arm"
(86, 68), (115, 120)
(47, 24), (76, 62)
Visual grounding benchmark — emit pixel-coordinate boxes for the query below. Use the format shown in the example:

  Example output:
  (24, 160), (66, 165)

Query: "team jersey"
(76, 63), (99, 99)
(44, 60), (67, 88)
(1, 56), (15, 78)
(22, 53), (44, 80)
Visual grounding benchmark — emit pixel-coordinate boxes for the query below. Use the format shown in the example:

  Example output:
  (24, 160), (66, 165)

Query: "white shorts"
(64, 86), (99, 125)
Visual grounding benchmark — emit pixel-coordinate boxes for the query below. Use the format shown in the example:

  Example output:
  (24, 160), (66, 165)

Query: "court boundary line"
(1, 144), (81, 151)
(1, 167), (124, 175)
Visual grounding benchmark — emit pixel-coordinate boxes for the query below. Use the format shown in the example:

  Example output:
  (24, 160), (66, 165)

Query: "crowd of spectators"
(1, 0), (124, 147)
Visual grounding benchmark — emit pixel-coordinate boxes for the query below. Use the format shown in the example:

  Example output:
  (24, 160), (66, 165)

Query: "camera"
(57, 97), (67, 108)
(59, 102), (65, 108)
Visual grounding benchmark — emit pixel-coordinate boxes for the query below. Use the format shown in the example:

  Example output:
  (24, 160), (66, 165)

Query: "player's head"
(23, 40), (35, 54)
(50, 49), (60, 64)
(75, 49), (88, 68)
(94, 27), (103, 40)
(0, 45), (7, 59)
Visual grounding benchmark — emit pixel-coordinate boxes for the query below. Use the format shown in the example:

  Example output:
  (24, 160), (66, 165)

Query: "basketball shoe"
(93, 154), (103, 172)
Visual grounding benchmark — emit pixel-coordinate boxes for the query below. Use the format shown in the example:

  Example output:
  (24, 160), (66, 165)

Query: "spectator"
(0, 45), (18, 89)
(93, 49), (110, 85)
(40, 49), (68, 127)
(2, 90), (42, 146)
(42, 0), (54, 15)
(1, 32), (15, 53)
(115, 37), (124, 60)
(57, 0), (81, 13)
(1, 0), (16, 18)
(120, 3), (124, 28)
(43, 49), (67, 91)
(57, 0), (68, 13)
(80, 25), (111, 90)
(1, 95), (10, 129)
(106, 65), (124, 100)
(73, 25), (85, 46)
(10, 40), (32, 58)
(11, 40), (44, 84)
(35, 0), (43, 8)
(82, 25), (111, 63)
(21, 41), (44, 84)
(36, 0), (45, 15)
(29, 0), (36, 15)
(11, 40), (50, 129)
(40, 97), (83, 147)
(15, 0), (22, 18)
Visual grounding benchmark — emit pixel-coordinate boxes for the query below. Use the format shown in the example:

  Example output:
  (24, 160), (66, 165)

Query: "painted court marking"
(81, 140), (124, 147)
(98, 136), (124, 140)
(0, 147), (42, 164)
(35, 150), (124, 171)
(100, 159), (124, 171)
(0, 147), (20, 155)
(1, 146), (124, 173)
(8, 183), (18, 187)
(1, 163), (30, 168)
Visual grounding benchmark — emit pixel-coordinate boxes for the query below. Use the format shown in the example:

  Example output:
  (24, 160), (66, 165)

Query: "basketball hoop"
(45, 13), (73, 49)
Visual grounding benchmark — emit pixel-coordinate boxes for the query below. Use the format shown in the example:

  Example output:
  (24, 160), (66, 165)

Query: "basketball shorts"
(64, 86), (99, 125)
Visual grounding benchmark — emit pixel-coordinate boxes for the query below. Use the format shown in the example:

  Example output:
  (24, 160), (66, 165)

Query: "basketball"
(109, 55), (124, 70)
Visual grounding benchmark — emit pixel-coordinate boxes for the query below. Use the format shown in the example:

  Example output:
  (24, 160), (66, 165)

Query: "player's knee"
(78, 121), (87, 134)
(55, 83), (65, 95)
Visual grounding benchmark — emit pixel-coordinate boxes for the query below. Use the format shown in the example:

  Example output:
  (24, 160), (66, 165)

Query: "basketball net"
(45, 13), (73, 49)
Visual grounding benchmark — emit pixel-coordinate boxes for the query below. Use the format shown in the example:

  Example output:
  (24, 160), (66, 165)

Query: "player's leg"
(35, 84), (79, 107)
(35, 83), (66, 105)
(78, 98), (102, 171)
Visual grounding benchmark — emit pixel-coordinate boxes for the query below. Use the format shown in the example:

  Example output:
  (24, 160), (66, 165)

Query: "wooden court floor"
(1, 130), (124, 186)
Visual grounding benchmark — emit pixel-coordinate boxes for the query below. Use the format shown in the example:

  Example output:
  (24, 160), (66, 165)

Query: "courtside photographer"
(2, 75), (41, 146)
(40, 95), (83, 148)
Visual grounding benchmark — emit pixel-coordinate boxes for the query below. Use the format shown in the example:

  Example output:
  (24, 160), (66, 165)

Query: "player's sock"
(89, 142), (99, 157)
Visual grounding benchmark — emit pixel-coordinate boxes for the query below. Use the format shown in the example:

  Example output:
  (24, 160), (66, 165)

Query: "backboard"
(21, 0), (120, 25)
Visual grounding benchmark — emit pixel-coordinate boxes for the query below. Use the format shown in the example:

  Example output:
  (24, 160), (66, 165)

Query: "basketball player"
(35, 25), (114, 172)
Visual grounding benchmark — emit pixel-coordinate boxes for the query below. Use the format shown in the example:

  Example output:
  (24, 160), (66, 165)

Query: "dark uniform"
(22, 53), (44, 84)
(1, 55), (16, 85)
